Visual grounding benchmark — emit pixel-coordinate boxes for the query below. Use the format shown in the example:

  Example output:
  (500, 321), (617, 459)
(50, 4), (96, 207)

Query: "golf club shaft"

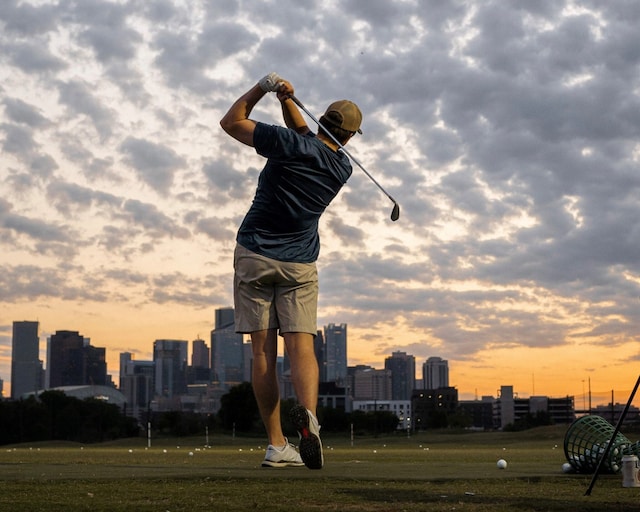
(289, 95), (398, 207)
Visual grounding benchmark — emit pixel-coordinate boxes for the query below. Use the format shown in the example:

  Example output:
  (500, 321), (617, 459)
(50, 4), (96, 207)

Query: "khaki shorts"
(233, 244), (318, 335)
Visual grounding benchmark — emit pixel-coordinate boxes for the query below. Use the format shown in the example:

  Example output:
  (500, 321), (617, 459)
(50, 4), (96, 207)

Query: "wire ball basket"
(564, 415), (640, 473)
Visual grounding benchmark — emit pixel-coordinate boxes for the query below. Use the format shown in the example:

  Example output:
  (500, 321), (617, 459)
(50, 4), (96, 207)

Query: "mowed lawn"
(0, 426), (638, 511)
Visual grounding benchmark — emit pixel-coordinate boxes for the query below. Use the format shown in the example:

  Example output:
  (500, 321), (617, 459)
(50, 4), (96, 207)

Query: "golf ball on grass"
(497, 459), (507, 469)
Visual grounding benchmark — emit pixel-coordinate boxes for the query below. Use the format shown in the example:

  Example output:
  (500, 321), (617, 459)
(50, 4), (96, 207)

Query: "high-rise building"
(324, 323), (347, 385)
(119, 352), (133, 390)
(423, 356), (449, 389)
(385, 351), (416, 400)
(47, 330), (107, 388)
(153, 339), (188, 398)
(352, 367), (392, 401)
(120, 355), (154, 421)
(314, 329), (326, 382)
(210, 308), (244, 388)
(189, 338), (211, 384)
(243, 342), (253, 382)
(496, 385), (515, 429)
(191, 338), (209, 368)
(11, 321), (42, 399)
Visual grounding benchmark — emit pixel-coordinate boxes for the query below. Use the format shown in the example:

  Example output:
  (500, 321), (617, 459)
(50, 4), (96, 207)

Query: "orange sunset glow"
(1, 2), (638, 409)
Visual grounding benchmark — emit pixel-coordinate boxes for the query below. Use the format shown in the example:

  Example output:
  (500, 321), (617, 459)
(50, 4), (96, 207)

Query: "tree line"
(0, 383), (401, 445)
(0, 390), (139, 444)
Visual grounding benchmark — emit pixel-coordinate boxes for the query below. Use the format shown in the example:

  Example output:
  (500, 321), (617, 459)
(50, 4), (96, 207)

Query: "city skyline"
(1, 2), (639, 406)
(3, 316), (637, 409)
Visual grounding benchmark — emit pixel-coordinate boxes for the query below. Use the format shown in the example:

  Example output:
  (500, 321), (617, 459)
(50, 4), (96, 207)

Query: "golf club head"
(391, 202), (400, 222)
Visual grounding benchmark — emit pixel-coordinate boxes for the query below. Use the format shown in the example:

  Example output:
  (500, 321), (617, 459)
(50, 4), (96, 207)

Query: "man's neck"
(317, 133), (340, 152)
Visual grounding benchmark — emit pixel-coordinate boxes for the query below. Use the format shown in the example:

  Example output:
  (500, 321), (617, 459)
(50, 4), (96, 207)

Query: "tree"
(218, 382), (261, 432)
(504, 411), (554, 431)
(0, 391), (139, 445)
(350, 410), (399, 435)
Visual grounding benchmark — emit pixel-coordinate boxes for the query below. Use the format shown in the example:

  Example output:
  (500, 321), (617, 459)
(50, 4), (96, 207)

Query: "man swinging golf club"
(220, 73), (362, 469)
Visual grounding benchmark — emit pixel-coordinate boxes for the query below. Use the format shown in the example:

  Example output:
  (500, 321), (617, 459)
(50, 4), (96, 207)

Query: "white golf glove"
(259, 72), (284, 92)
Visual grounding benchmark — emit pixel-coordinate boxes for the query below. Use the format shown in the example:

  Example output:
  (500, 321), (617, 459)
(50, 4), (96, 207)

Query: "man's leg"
(283, 332), (319, 415)
(284, 332), (323, 469)
(250, 328), (286, 448)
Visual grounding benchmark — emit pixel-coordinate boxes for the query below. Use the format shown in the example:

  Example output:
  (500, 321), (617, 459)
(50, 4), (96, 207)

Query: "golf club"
(289, 95), (400, 222)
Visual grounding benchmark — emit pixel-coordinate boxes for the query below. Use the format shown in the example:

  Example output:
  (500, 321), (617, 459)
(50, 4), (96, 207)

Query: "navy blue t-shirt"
(236, 122), (352, 263)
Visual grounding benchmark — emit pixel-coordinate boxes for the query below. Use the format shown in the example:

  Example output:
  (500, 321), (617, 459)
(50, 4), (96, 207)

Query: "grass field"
(0, 426), (638, 511)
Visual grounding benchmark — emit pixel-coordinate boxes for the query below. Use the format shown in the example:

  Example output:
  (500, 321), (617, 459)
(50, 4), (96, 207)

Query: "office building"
(352, 400), (412, 430)
(411, 387), (459, 430)
(120, 355), (155, 421)
(189, 338), (211, 384)
(494, 385), (515, 429)
(423, 356), (449, 389)
(48, 330), (107, 388)
(243, 342), (253, 382)
(119, 352), (133, 390)
(11, 321), (42, 399)
(153, 339), (188, 398)
(352, 366), (392, 401)
(314, 329), (326, 382)
(210, 308), (244, 388)
(385, 351), (415, 400)
(324, 323), (347, 385)
(191, 338), (210, 368)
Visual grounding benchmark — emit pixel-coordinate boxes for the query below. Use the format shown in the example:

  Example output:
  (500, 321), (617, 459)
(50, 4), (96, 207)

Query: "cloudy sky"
(1, 0), (639, 404)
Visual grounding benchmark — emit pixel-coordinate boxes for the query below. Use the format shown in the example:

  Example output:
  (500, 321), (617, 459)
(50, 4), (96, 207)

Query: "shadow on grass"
(336, 479), (640, 512)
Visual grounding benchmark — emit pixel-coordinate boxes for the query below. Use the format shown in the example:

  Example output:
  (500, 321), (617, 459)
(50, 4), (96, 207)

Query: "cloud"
(78, 21), (141, 64)
(0, 122), (38, 155)
(201, 157), (257, 204)
(1, 0), (640, 395)
(57, 80), (116, 140)
(193, 216), (236, 241)
(0, 0), (59, 36)
(0, 198), (72, 244)
(4, 39), (67, 73)
(2, 97), (50, 127)
(47, 181), (123, 216)
(0, 264), (104, 302)
(119, 137), (186, 193)
(116, 198), (190, 240)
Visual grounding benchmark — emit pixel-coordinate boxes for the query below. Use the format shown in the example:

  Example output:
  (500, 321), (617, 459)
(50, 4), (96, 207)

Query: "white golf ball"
(497, 459), (507, 469)
(562, 462), (573, 473)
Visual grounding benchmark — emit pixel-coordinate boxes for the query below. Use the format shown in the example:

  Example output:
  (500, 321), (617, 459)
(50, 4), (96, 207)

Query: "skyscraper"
(120, 355), (154, 421)
(119, 352), (133, 390)
(423, 356), (449, 389)
(352, 367), (392, 400)
(210, 307), (244, 388)
(314, 329), (326, 382)
(11, 321), (42, 399)
(190, 338), (211, 383)
(153, 339), (188, 397)
(324, 323), (347, 385)
(385, 351), (416, 400)
(191, 338), (210, 368)
(47, 330), (107, 388)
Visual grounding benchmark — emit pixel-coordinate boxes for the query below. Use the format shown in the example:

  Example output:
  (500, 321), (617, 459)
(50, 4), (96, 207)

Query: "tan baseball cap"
(323, 100), (363, 134)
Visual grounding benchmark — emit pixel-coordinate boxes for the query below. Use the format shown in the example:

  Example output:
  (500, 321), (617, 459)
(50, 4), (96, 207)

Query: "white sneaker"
(261, 439), (304, 468)
(290, 405), (323, 469)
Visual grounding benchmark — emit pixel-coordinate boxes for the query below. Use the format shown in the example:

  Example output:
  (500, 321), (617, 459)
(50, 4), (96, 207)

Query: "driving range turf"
(0, 425), (638, 511)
